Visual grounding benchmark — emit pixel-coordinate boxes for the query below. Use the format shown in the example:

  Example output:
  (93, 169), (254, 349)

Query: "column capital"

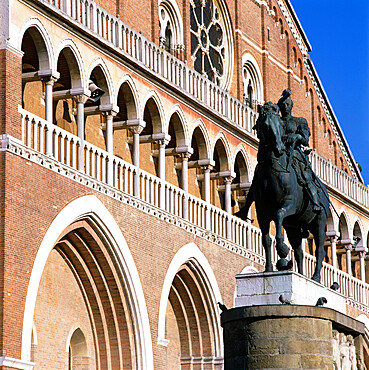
(177, 151), (192, 160)
(344, 244), (353, 251)
(199, 159), (215, 171)
(72, 92), (91, 105)
(224, 176), (235, 185)
(219, 170), (236, 182)
(152, 133), (171, 146)
(100, 104), (119, 116)
(129, 125), (144, 135)
(39, 69), (60, 83)
(359, 251), (367, 259)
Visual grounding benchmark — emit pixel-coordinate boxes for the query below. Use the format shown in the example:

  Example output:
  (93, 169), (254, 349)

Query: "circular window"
(190, 0), (233, 88)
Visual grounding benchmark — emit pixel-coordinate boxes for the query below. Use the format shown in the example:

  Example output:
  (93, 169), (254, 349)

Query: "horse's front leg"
(274, 204), (294, 258)
(259, 220), (273, 272)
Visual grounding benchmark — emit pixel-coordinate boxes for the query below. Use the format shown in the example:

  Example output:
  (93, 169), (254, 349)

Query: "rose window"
(190, 0), (231, 87)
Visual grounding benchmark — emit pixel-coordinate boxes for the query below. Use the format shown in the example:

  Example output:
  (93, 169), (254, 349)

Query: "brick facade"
(0, 0), (368, 369)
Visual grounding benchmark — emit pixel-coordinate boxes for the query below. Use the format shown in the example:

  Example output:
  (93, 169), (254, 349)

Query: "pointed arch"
(157, 243), (223, 358)
(232, 144), (252, 180)
(19, 17), (55, 71)
(21, 195), (153, 369)
(353, 217), (365, 249)
(189, 119), (212, 160)
(55, 39), (86, 89)
(115, 74), (141, 120)
(141, 90), (166, 133)
(159, 0), (184, 51)
(338, 207), (351, 240)
(242, 53), (264, 106)
(87, 57), (114, 104)
(166, 104), (190, 147)
(212, 131), (232, 171)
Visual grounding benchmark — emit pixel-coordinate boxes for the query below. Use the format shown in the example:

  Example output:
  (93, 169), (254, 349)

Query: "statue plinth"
(235, 271), (347, 314)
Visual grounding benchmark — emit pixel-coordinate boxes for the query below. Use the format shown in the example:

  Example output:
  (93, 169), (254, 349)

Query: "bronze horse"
(237, 102), (329, 282)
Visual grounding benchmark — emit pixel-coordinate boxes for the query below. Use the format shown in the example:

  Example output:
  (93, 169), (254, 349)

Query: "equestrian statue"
(236, 89), (330, 282)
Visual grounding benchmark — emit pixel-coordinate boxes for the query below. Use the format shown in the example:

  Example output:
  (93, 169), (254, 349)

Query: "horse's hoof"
(276, 258), (293, 271)
(276, 242), (289, 258)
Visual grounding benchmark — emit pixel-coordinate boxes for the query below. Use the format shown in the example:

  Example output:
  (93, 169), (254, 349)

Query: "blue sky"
(291, 0), (369, 185)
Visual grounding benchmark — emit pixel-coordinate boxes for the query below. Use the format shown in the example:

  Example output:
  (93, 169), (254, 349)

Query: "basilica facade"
(0, 0), (368, 368)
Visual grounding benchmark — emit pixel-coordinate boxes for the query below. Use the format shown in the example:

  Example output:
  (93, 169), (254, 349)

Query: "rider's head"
(278, 97), (293, 118)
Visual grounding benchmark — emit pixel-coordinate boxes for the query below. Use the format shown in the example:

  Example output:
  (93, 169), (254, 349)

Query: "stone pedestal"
(221, 305), (364, 370)
(221, 272), (365, 369)
(235, 271), (347, 314)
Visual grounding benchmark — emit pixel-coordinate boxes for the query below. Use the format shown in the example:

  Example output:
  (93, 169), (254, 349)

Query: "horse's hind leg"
(285, 227), (304, 275)
(260, 220), (273, 272)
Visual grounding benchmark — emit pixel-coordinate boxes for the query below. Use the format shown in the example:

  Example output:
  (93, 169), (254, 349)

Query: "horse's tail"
(235, 182), (255, 221)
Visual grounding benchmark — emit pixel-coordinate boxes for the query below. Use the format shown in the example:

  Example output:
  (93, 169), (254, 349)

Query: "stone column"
(102, 107), (118, 185)
(179, 152), (192, 220)
(73, 93), (89, 172)
(201, 164), (213, 229)
(327, 232), (339, 281)
(359, 251), (366, 282)
(224, 175), (235, 240)
(128, 124), (145, 197)
(42, 73), (59, 155)
(157, 138), (169, 208)
(345, 244), (353, 297)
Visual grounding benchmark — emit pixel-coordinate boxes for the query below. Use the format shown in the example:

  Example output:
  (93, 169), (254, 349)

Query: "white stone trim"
(157, 242), (223, 358)
(158, 0), (184, 47)
(18, 17), (55, 71)
(55, 38), (86, 89)
(189, 118), (212, 160)
(232, 143), (253, 181)
(87, 57), (115, 105)
(114, 74), (141, 120)
(0, 357), (34, 370)
(141, 89), (166, 133)
(21, 195), (154, 369)
(165, 104), (190, 147)
(212, 130), (233, 171)
(242, 53), (264, 104)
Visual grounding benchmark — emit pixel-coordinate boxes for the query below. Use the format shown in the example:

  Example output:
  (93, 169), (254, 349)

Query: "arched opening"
(54, 47), (83, 135)
(158, 245), (223, 369)
(352, 221), (364, 278)
(242, 54), (263, 108)
(68, 328), (89, 369)
(232, 150), (250, 214)
(141, 97), (164, 176)
(33, 220), (136, 368)
(113, 80), (139, 162)
(21, 27), (52, 119)
(159, 0), (184, 58)
(212, 138), (230, 210)
(189, 125), (211, 200)
(337, 213), (349, 273)
(165, 111), (187, 188)
(85, 66), (111, 151)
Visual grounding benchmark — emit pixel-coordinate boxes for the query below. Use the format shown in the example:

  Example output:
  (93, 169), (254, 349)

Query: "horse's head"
(255, 102), (285, 156)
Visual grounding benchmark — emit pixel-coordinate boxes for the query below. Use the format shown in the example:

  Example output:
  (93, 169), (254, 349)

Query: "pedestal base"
(235, 271), (347, 314)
